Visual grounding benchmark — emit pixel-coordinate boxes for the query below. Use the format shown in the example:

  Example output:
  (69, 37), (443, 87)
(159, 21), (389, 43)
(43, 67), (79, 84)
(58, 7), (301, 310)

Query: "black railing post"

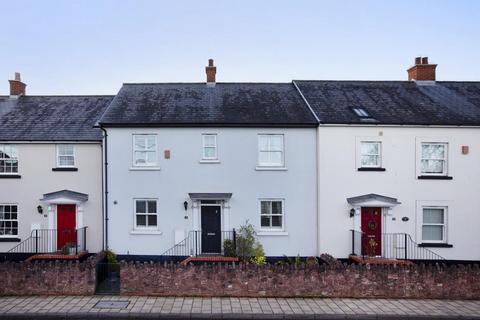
(233, 228), (237, 254)
(195, 231), (198, 256)
(404, 233), (408, 260)
(75, 229), (78, 255)
(350, 229), (354, 255)
(35, 230), (38, 254)
(84, 227), (87, 252)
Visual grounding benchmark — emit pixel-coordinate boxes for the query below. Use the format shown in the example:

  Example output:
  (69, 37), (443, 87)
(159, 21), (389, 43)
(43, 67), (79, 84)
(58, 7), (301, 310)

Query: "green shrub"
(235, 220), (265, 264)
(223, 239), (236, 257)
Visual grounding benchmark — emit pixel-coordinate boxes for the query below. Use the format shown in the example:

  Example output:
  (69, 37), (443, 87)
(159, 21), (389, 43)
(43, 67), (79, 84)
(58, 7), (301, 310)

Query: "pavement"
(0, 296), (479, 319)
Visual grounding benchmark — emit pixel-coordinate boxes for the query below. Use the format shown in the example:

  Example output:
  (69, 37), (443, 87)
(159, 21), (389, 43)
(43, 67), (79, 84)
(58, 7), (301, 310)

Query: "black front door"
(201, 205), (221, 254)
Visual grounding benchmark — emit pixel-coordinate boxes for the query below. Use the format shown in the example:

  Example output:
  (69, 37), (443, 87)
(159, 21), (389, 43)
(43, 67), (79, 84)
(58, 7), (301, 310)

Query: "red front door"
(57, 204), (76, 250)
(361, 207), (382, 256)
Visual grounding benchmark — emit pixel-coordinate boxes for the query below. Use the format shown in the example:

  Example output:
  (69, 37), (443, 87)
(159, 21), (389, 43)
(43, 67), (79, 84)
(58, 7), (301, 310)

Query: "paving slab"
(0, 296), (478, 319)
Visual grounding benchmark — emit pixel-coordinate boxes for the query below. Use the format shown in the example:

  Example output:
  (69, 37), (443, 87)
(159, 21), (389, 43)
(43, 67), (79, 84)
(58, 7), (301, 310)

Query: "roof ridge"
(122, 82), (292, 85)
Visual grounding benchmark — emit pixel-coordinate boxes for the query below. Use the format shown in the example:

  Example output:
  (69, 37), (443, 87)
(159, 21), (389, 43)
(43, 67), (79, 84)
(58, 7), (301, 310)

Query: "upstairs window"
(360, 141), (381, 168)
(134, 199), (158, 229)
(258, 134), (284, 167)
(133, 134), (157, 167)
(260, 200), (284, 230)
(422, 207), (446, 243)
(421, 142), (447, 175)
(0, 145), (18, 174)
(0, 205), (18, 236)
(56, 145), (75, 167)
(352, 107), (370, 118)
(202, 134), (217, 160)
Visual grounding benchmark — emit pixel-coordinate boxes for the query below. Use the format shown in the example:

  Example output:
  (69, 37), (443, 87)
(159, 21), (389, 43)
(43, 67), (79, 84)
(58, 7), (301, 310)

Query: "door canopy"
(347, 193), (400, 208)
(40, 189), (89, 204)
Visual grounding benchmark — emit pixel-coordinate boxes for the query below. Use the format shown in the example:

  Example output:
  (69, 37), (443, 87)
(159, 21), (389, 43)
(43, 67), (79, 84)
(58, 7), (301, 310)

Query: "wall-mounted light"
(37, 205), (43, 214)
(183, 201), (188, 211)
(349, 208), (355, 218)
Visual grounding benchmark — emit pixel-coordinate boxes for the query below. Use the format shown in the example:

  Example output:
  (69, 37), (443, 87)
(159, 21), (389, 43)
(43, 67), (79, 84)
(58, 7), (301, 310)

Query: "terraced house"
(98, 60), (318, 258)
(0, 73), (111, 259)
(1, 57), (479, 263)
(295, 57), (480, 262)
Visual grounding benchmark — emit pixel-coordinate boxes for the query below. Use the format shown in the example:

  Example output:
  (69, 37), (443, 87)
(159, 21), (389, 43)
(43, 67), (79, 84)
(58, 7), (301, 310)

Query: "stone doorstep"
(349, 255), (414, 265)
(26, 251), (89, 262)
(180, 256), (240, 266)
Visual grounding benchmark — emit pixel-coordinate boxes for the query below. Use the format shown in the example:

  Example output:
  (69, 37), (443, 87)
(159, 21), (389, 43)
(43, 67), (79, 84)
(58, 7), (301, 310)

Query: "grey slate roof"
(0, 96), (113, 141)
(294, 81), (480, 125)
(41, 189), (89, 202)
(98, 83), (317, 126)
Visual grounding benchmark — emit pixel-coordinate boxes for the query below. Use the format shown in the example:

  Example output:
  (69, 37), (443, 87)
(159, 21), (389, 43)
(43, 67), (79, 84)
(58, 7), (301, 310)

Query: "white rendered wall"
(106, 127), (317, 257)
(317, 126), (480, 260)
(0, 143), (103, 253)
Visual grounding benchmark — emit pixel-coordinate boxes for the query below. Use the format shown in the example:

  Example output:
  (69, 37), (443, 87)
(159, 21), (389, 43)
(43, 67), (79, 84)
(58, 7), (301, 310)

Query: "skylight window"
(352, 107), (371, 118)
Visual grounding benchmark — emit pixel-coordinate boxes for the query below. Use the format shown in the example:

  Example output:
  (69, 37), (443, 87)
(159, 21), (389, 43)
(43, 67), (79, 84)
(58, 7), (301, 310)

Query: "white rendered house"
(0, 74), (111, 257)
(295, 57), (480, 261)
(99, 61), (318, 257)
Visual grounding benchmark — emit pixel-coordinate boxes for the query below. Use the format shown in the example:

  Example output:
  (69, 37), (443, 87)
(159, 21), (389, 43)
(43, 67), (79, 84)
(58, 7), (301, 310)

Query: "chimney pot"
(9, 72), (26, 96)
(205, 59), (216, 84)
(407, 57), (437, 81)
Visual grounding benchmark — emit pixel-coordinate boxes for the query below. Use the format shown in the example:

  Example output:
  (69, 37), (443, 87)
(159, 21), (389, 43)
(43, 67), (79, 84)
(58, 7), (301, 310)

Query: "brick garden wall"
(0, 253), (104, 296)
(120, 262), (480, 299)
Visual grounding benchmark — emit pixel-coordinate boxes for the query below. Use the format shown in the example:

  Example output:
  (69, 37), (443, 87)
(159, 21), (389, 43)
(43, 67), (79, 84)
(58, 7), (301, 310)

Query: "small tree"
(235, 220), (265, 264)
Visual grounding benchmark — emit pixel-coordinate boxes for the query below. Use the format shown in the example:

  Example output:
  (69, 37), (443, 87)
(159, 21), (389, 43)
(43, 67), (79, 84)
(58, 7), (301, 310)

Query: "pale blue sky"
(1, 0), (479, 95)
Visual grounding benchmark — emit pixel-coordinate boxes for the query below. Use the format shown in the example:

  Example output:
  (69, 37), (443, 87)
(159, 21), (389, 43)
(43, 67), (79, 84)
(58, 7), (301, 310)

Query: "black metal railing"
(350, 230), (445, 261)
(161, 229), (236, 257)
(7, 227), (88, 255)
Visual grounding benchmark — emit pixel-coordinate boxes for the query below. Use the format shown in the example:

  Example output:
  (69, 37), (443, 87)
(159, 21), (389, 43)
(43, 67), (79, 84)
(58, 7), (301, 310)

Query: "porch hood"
(188, 193), (232, 200)
(347, 193), (400, 207)
(40, 189), (89, 204)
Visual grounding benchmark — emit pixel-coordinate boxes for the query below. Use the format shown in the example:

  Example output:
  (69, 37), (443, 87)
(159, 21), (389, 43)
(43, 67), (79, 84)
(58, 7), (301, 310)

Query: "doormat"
(94, 301), (130, 309)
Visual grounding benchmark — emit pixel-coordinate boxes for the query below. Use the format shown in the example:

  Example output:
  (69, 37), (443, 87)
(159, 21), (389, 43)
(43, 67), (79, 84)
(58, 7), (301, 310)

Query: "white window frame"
(0, 144), (18, 174)
(133, 199), (158, 230)
(132, 134), (158, 167)
(359, 141), (382, 168)
(419, 141), (448, 176)
(257, 134), (285, 167)
(259, 199), (285, 232)
(0, 204), (19, 238)
(202, 134), (218, 160)
(421, 206), (447, 244)
(56, 144), (75, 168)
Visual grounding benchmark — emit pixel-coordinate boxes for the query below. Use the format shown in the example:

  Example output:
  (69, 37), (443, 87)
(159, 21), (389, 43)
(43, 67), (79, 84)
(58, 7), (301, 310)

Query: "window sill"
(418, 243), (453, 248)
(357, 167), (386, 172)
(129, 167), (161, 171)
(257, 231), (289, 236)
(130, 230), (162, 235)
(52, 167), (78, 172)
(0, 174), (21, 179)
(255, 167), (288, 171)
(0, 237), (21, 242)
(199, 159), (221, 164)
(418, 175), (453, 180)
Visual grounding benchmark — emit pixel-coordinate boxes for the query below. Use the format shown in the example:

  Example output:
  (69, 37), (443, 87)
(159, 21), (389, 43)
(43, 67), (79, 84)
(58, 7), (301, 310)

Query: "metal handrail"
(7, 227), (88, 254)
(161, 229), (236, 257)
(350, 229), (445, 261)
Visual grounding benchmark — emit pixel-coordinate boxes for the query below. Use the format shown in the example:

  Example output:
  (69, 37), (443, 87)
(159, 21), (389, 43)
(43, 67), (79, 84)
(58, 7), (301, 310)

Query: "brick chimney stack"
(206, 59), (216, 86)
(9, 72), (26, 96)
(407, 57), (437, 81)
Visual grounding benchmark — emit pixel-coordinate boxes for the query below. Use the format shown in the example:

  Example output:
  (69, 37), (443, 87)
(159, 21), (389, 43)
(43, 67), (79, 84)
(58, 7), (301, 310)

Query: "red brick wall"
(0, 253), (103, 296)
(120, 262), (480, 299)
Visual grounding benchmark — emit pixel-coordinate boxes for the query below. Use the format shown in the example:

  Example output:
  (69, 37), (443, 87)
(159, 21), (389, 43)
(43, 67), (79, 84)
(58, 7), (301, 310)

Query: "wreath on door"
(368, 220), (377, 230)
